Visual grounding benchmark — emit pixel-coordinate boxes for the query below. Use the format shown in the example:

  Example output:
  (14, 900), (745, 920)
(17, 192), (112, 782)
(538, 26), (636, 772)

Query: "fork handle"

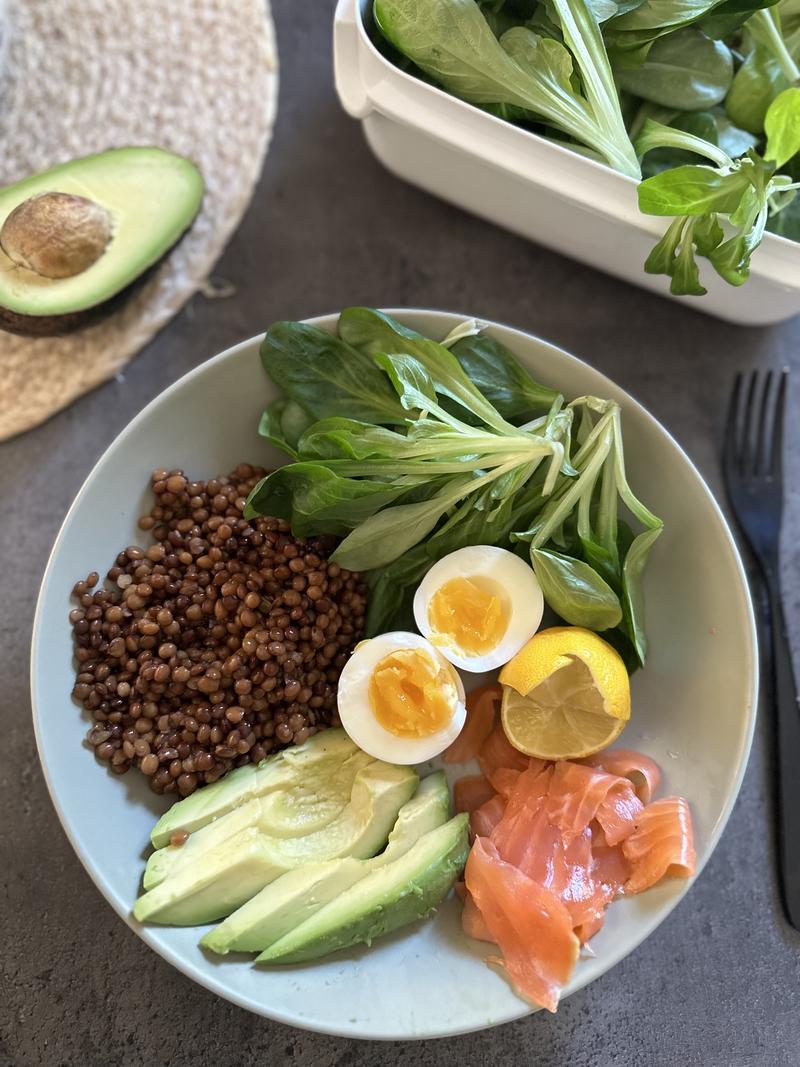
(764, 569), (800, 932)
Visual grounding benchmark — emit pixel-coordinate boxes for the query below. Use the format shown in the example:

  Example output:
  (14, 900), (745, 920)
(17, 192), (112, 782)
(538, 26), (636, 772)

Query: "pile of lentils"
(69, 464), (368, 797)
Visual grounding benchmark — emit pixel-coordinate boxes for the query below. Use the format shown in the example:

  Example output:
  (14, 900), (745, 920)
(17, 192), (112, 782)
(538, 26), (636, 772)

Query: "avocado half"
(0, 146), (204, 336)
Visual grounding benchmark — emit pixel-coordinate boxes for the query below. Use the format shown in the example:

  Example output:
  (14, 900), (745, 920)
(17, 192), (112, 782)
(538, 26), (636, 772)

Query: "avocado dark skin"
(0, 292), (120, 336)
(0, 255), (166, 337)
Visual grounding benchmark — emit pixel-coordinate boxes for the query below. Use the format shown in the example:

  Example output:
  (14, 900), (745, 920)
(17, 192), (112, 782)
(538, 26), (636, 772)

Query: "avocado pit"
(0, 191), (112, 279)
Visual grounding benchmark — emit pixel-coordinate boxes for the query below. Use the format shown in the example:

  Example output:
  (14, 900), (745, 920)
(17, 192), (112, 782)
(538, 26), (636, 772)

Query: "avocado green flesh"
(144, 748), (377, 890)
(149, 729), (359, 849)
(255, 814), (470, 965)
(133, 762), (418, 926)
(0, 147), (203, 317)
(146, 737), (374, 889)
(136, 828), (287, 926)
(145, 797), (265, 891)
(201, 771), (451, 955)
(150, 762), (258, 850)
(200, 857), (369, 955)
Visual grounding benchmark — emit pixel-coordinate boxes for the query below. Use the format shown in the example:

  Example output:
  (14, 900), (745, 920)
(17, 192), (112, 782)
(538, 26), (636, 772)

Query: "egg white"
(336, 632), (466, 765)
(413, 545), (544, 673)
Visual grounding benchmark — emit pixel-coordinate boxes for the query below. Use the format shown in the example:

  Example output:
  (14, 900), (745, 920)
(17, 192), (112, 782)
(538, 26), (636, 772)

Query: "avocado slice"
(0, 147), (203, 335)
(133, 761), (419, 926)
(145, 733), (373, 889)
(201, 771), (452, 955)
(149, 729), (360, 850)
(255, 813), (470, 965)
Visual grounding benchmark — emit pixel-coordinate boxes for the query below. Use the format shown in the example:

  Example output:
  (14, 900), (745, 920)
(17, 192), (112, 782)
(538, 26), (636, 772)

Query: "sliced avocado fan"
(144, 731), (372, 889)
(149, 729), (359, 849)
(201, 770), (452, 955)
(133, 760), (418, 926)
(0, 147), (203, 335)
(255, 813), (470, 965)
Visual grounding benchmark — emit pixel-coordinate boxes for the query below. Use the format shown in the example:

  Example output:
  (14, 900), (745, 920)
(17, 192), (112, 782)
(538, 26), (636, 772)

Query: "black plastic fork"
(723, 369), (800, 932)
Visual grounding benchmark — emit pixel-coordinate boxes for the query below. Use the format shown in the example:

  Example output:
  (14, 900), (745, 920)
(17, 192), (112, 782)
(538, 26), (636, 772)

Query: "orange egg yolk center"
(369, 648), (455, 738)
(428, 576), (508, 655)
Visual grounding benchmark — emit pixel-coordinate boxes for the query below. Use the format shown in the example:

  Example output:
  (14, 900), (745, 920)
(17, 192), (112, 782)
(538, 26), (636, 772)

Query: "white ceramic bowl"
(31, 310), (758, 1039)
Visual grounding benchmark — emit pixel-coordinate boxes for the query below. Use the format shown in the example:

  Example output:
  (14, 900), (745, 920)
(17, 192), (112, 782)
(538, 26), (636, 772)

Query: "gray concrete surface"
(2, 2), (800, 1064)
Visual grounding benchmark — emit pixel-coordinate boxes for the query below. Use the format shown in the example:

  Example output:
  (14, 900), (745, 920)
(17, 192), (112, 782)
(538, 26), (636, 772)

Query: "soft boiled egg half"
(336, 632), (466, 764)
(413, 545), (544, 673)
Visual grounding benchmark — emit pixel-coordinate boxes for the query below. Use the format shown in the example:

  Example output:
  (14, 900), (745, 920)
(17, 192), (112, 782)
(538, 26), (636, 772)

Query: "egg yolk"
(428, 576), (508, 655)
(369, 649), (455, 738)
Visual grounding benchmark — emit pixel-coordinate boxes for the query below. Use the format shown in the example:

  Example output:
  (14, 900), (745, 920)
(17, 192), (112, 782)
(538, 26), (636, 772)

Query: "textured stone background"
(2, 2), (799, 1064)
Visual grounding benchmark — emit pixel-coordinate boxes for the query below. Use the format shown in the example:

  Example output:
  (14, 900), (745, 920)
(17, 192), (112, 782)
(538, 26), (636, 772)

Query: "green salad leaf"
(638, 161), (753, 213)
(715, 111), (762, 158)
(339, 307), (522, 434)
(531, 547), (624, 629)
(701, 0), (781, 39)
(764, 86), (800, 165)
(637, 83), (800, 292)
(248, 310), (663, 668)
(448, 333), (561, 418)
(615, 28), (733, 110)
(725, 41), (794, 135)
(373, 0), (641, 175)
(635, 110), (758, 177)
(260, 321), (408, 425)
(635, 116), (737, 165)
(621, 525), (664, 662)
(245, 463), (433, 538)
(605, 0), (733, 65)
(258, 398), (304, 459)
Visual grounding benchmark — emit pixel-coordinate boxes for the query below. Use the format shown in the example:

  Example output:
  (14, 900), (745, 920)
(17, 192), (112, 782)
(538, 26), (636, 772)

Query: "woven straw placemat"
(0, 0), (278, 441)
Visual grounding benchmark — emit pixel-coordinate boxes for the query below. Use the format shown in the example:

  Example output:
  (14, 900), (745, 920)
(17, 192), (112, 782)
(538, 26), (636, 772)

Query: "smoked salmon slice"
(490, 762), (553, 871)
(462, 746), (694, 1010)
(590, 822), (631, 898)
(462, 890), (495, 943)
(595, 780), (643, 846)
(491, 767), (522, 798)
(550, 828), (604, 934)
(444, 682), (501, 763)
(569, 823), (630, 942)
(454, 774), (496, 814)
(492, 766), (620, 937)
(478, 722), (530, 789)
(582, 749), (662, 805)
(545, 761), (643, 844)
(466, 836), (580, 1013)
(471, 793), (507, 838)
(623, 796), (696, 894)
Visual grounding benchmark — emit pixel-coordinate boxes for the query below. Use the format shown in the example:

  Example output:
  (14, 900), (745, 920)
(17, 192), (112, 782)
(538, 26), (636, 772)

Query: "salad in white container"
(334, 0), (800, 324)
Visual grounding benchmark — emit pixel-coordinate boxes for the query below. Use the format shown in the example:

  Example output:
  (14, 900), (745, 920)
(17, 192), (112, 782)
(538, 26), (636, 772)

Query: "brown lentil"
(69, 464), (367, 796)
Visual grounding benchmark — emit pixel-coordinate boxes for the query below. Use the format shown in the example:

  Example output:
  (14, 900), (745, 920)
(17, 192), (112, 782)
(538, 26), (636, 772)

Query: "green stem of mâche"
(751, 9), (800, 83)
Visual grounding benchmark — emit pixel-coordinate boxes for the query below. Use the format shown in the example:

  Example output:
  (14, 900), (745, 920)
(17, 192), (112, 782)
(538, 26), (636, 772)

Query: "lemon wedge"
(498, 627), (630, 760)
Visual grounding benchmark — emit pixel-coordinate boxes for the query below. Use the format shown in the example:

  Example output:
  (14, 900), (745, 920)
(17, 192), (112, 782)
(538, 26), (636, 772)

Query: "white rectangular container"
(334, 0), (800, 325)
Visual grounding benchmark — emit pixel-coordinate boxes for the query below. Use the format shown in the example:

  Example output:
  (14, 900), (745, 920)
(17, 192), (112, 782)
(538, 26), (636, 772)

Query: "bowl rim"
(30, 309), (759, 1039)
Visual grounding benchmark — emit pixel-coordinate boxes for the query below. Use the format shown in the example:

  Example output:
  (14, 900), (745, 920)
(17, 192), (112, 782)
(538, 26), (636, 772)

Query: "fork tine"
(770, 369), (788, 480)
(724, 372), (743, 474)
(755, 370), (774, 475)
(741, 371), (759, 475)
